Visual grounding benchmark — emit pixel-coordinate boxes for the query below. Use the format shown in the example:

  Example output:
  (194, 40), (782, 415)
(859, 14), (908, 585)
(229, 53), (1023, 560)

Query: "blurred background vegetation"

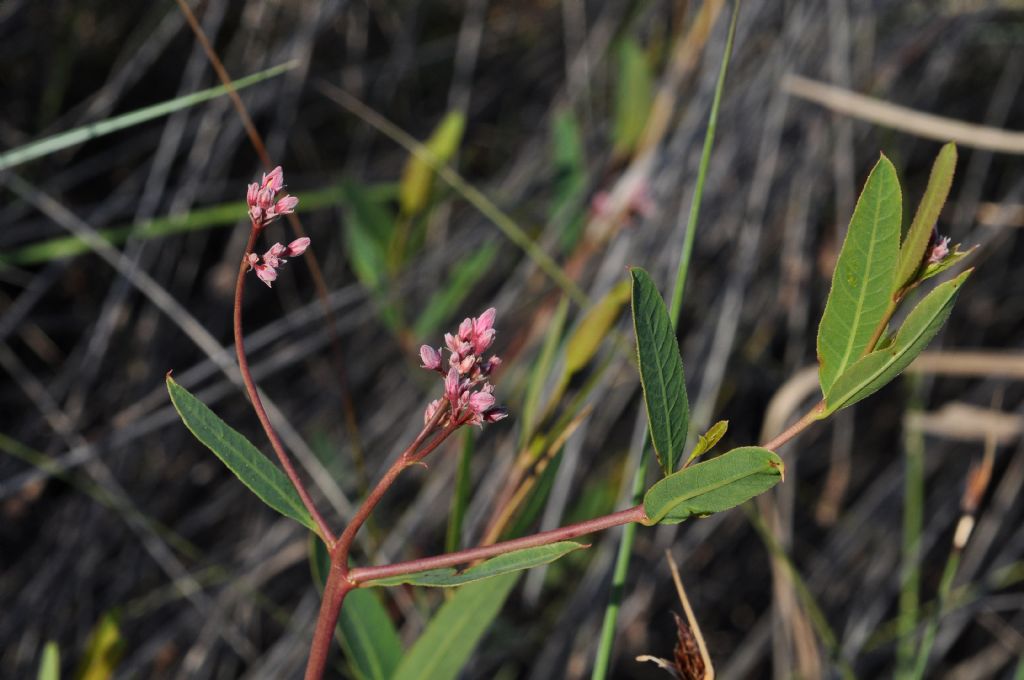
(2, 0), (1023, 678)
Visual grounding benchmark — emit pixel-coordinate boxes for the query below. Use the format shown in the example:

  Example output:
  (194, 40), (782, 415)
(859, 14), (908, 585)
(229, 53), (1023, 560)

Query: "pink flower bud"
(269, 195), (299, 219)
(468, 390), (496, 414)
(458, 317), (474, 341)
(262, 166), (284, 193)
(474, 308), (496, 334)
(420, 345), (442, 371)
(284, 236), (310, 257)
(424, 399), (441, 425)
(444, 367), (461, 404)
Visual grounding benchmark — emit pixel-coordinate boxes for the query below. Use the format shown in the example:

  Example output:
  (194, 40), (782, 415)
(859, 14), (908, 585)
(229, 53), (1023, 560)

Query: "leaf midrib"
(652, 458), (774, 522)
(837, 180), (886, 376)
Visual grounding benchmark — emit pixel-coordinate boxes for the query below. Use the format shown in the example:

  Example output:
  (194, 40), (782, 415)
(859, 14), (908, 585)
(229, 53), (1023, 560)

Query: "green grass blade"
(166, 376), (318, 534)
(823, 269), (971, 415)
(446, 429), (475, 553)
(896, 378), (925, 679)
(391, 573), (519, 680)
(643, 447), (783, 524)
(520, 296), (569, 447)
(37, 642), (59, 680)
(631, 268), (689, 476)
(414, 244), (498, 339)
(310, 539), (403, 680)
(593, 4), (740, 677)
(894, 143), (957, 295)
(0, 183), (396, 267)
(817, 154), (902, 395)
(0, 62), (296, 171)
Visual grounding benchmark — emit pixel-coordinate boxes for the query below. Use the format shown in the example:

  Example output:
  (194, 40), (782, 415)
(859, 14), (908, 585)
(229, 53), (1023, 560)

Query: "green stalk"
(590, 3), (741, 676)
(446, 429), (475, 553)
(910, 551), (960, 679)
(896, 377), (925, 678)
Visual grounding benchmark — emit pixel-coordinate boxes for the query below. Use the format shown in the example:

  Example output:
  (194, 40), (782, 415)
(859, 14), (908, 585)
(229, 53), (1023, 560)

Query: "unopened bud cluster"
(420, 308), (507, 427)
(244, 166), (306, 287)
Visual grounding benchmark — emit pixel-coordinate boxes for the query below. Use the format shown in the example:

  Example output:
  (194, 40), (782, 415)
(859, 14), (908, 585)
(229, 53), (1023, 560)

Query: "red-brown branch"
(234, 227), (336, 544)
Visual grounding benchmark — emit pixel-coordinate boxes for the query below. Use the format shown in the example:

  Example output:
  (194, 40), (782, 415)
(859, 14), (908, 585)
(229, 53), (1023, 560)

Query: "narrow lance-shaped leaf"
(400, 111), (466, 217)
(166, 376), (319, 534)
(644, 447), (784, 525)
(817, 154), (902, 394)
(391, 573), (519, 680)
(361, 541), (587, 588)
(822, 269), (972, 416)
(631, 268), (689, 476)
(894, 143), (957, 295)
(309, 539), (403, 680)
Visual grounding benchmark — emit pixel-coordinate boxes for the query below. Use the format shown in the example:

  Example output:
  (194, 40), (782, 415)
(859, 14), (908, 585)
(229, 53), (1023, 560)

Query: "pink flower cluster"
(247, 166), (299, 228)
(927, 234), (951, 265)
(420, 308), (507, 427)
(246, 238), (311, 287)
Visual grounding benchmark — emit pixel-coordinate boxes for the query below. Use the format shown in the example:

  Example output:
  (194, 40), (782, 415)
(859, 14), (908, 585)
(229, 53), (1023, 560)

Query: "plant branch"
(329, 403), (454, 565)
(305, 559), (353, 680)
(760, 401), (825, 451)
(349, 505), (649, 584)
(234, 228), (335, 544)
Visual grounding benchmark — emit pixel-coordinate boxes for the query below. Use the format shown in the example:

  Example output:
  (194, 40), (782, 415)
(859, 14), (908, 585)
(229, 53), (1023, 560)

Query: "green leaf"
(685, 419), (729, 466)
(340, 180), (394, 291)
(74, 613), (123, 680)
(310, 539), (403, 680)
(631, 268), (689, 476)
(643, 447), (784, 525)
(37, 642), (59, 680)
(550, 108), (587, 252)
(894, 143), (957, 295)
(612, 38), (653, 158)
(823, 269), (972, 415)
(0, 62), (296, 172)
(817, 154), (902, 395)
(166, 376), (318, 534)
(391, 573), (519, 680)
(414, 244), (498, 339)
(400, 112), (466, 217)
(361, 541), (586, 588)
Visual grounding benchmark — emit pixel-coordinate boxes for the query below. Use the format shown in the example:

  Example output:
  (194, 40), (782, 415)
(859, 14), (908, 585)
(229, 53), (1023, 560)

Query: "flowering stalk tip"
(421, 309), (508, 428)
(247, 165), (299, 229)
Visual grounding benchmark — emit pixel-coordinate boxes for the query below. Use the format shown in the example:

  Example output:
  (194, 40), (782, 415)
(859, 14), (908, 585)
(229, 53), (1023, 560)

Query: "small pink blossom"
(247, 166), (298, 228)
(444, 367), (461, 404)
(420, 345), (442, 371)
(927, 235), (951, 265)
(246, 238), (311, 288)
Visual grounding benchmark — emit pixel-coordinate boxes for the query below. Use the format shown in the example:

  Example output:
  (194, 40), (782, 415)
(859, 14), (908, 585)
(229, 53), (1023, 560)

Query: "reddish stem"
(349, 505), (648, 584)
(760, 401), (824, 451)
(234, 227), (336, 544)
(305, 559), (353, 680)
